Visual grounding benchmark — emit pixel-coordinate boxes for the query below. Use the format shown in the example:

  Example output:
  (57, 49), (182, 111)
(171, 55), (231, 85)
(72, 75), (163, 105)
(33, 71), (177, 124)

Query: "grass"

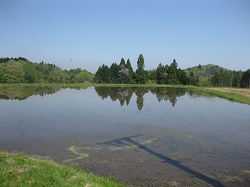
(187, 86), (250, 105)
(0, 150), (125, 187)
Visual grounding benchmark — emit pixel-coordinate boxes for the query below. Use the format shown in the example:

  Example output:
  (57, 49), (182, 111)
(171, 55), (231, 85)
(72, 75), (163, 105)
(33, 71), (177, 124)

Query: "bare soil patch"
(208, 88), (250, 98)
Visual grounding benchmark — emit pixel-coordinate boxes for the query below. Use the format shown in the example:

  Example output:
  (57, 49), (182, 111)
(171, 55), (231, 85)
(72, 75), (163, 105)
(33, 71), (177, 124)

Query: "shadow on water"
(99, 134), (225, 187)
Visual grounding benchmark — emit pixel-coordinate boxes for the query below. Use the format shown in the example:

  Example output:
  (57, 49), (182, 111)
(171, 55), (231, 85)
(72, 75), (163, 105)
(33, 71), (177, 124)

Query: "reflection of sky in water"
(1, 86), (250, 186)
(0, 87), (250, 149)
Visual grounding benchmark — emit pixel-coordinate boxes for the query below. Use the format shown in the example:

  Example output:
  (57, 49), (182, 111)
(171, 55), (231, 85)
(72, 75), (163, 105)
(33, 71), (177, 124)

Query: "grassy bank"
(187, 86), (250, 105)
(0, 150), (125, 187)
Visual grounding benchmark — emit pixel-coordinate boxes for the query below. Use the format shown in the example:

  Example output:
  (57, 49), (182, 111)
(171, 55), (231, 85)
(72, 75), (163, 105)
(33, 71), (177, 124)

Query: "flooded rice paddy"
(0, 85), (250, 186)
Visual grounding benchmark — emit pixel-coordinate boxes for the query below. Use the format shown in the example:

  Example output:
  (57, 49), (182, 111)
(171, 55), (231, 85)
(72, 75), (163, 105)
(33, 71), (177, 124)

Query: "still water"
(0, 85), (250, 186)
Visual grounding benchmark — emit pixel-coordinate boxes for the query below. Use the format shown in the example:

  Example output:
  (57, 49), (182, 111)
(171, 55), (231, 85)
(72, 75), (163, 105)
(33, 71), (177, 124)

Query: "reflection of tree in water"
(150, 87), (186, 107)
(95, 87), (111, 100)
(95, 87), (133, 106)
(186, 89), (214, 99)
(134, 87), (149, 110)
(0, 85), (62, 100)
(95, 87), (208, 109)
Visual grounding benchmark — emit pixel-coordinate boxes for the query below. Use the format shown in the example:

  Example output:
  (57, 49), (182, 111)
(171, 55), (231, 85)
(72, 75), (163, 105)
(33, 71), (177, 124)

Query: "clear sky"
(0, 0), (249, 72)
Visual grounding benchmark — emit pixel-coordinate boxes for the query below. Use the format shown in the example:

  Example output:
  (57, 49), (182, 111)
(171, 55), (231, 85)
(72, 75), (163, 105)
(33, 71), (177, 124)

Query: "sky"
(0, 0), (249, 72)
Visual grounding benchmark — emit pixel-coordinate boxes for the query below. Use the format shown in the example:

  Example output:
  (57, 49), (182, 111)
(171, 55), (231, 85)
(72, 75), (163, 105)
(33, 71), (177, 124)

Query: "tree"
(165, 59), (178, 84)
(148, 69), (157, 83)
(22, 61), (38, 83)
(232, 71), (242, 87)
(177, 68), (189, 85)
(126, 59), (133, 73)
(240, 69), (250, 88)
(95, 64), (110, 83)
(5, 60), (25, 83)
(109, 63), (120, 83)
(75, 70), (93, 83)
(189, 71), (199, 86)
(135, 54), (147, 84)
(0, 64), (7, 83)
(156, 63), (166, 84)
(118, 60), (130, 84)
(119, 58), (126, 66)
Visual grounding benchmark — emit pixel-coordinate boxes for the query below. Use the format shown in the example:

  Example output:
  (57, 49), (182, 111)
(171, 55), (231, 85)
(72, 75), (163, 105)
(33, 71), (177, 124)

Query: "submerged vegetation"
(0, 150), (125, 187)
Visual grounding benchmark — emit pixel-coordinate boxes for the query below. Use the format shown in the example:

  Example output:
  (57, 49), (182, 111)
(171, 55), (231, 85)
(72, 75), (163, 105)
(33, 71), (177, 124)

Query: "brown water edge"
(5, 128), (250, 187)
(208, 88), (250, 98)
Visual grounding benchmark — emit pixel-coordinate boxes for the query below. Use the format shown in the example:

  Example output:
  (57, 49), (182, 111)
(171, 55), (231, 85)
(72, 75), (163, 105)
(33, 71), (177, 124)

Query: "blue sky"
(0, 0), (249, 72)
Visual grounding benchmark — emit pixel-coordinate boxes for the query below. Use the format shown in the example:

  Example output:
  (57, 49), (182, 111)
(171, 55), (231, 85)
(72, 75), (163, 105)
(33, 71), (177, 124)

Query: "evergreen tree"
(240, 69), (250, 88)
(177, 68), (189, 85)
(110, 63), (120, 83)
(119, 58), (126, 66)
(126, 59), (133, 73)
(148, 69), (157, 83)
(135, 54), (147, 84)
(232, 71), (242, 87)
(166, 59), (178, 84)
(156, 63), (166, 84)
(95, 64), (110, 83)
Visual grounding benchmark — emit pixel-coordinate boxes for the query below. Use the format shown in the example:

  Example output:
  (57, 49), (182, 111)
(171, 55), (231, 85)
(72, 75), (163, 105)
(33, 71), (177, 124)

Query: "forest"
(0, 55), (249, 88)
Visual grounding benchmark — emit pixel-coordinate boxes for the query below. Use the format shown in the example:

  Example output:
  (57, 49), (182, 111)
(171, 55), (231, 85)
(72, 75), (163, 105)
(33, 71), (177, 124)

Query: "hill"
(185, 64), (233, 86)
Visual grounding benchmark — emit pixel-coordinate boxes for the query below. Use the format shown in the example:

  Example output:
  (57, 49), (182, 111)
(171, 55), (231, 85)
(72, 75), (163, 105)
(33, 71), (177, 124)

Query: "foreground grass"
(0, 150), (125, 187)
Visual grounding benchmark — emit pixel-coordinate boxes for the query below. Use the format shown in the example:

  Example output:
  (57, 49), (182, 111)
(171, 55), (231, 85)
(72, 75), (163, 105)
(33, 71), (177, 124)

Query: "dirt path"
(208, 88), (250, 98)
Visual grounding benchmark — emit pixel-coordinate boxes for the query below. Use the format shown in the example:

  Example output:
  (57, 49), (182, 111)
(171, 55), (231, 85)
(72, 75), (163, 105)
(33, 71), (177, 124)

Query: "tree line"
(210, 69), (250, 88)
(0, 57), (94, 84)
(0, 55), (249, 88)
(95, 54), (199, 86)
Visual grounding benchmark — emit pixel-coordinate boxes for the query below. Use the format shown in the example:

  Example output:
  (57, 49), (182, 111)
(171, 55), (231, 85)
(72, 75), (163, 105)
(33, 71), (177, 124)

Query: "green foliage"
(188, 71), (199, 86)
(0, 57), (248, 88)
(0, 57), (28, 64)
(95, 64), (111, 83)
(95, 58), (135, 84)
(0, 58), (93, 84)
(240, 69), (250, 88)
(126, 59), (133, 73)
(185, 64), (238, 87)
(156, 63), (166, 84)
(22, 61), (38, 83)
(155, 60), (189, 85)
(110, 63), (120, 83)
(119, 57), (126, 66)
(209, 67), (248, 88)
(5, 60), (25, 83)
(0, 64), (7, 83)
(135, 54), (147, 84)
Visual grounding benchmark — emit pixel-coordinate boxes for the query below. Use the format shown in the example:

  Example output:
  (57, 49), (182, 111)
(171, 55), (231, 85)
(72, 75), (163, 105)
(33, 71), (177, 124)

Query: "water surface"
(0, 86), (250, 186)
